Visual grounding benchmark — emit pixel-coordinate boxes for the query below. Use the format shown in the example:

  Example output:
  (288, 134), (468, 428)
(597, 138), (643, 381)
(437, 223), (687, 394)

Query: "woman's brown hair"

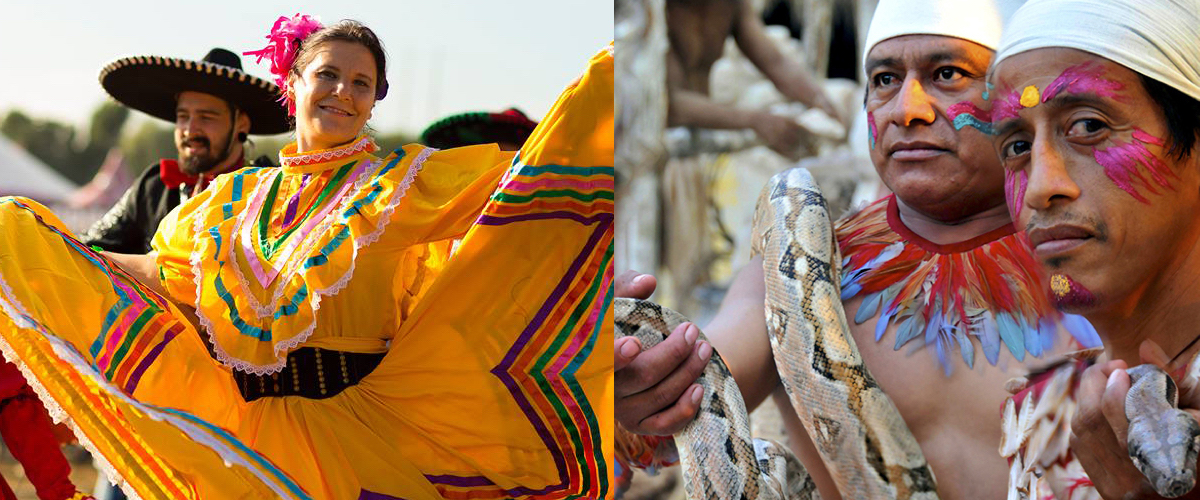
(290, 20), (389, 100)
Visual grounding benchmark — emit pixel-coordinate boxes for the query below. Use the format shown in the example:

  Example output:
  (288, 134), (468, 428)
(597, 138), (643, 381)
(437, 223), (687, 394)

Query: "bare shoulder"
(665, 0), (740, 74)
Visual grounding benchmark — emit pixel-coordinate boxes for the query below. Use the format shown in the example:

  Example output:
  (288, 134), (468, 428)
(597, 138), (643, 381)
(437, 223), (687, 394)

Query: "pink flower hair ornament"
(243, 14), (325, 116)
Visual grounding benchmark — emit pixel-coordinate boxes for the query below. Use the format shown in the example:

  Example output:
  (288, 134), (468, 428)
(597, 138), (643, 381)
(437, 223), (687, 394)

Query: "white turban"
(994, 0), (1200, 103)
(862, 0), (1025, 68)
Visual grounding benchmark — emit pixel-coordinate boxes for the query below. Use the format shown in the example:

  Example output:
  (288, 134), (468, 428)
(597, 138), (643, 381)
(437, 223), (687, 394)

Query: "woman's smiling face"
(290, 40), (377, 151)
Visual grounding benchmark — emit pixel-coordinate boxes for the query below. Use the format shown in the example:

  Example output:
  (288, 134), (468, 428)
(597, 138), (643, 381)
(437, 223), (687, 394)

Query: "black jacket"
(82, 157), (274, 254)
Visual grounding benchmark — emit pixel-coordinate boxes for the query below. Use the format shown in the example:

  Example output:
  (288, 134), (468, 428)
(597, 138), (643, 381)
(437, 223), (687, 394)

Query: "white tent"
(0, 134), (78, 202)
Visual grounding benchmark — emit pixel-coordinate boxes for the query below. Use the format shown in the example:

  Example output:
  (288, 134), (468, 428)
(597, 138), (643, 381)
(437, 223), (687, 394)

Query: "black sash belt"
(233, 347), (386, 402)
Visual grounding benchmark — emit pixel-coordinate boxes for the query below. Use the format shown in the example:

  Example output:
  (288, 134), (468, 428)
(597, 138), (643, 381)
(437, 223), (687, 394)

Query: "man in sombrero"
(81, 48), (290, 254)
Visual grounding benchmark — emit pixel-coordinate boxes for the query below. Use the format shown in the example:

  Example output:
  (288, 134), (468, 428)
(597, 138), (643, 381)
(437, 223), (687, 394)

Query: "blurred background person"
(81, 48), (289, 254)
(419, 107), (537, 151)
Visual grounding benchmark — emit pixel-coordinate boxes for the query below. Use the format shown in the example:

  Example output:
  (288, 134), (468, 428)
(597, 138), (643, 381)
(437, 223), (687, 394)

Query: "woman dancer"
(0, 16), (612, 500)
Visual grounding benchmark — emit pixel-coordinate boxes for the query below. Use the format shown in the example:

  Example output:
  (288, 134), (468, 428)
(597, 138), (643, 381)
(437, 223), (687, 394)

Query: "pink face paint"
(1092, 128), (1177, 204)
(991, 89), (1026, 123)
(1004, 169), (1028, 219)
(868, 111), (878, 149)
(1040, 61), (1125, 103)
(947, 101), (995, 135)
(1050, 273), (1096, 310)
(1132, 128), (1166, 146)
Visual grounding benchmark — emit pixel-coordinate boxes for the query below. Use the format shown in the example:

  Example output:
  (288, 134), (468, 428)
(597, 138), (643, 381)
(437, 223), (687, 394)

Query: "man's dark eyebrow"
(993, 118), (1024, 138)
(926, 51), (988, 72)
(865, 57), (900, 76)
(925, 52), (960, 65)
(865, 50), (984, 76)
(1044, 92), (1112, 110)
(175, 108), (220, 115)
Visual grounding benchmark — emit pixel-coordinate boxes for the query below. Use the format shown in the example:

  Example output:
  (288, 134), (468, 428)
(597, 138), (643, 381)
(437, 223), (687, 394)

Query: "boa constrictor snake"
(615, 169), (938, 499)
(1124, 364), (1200, 497)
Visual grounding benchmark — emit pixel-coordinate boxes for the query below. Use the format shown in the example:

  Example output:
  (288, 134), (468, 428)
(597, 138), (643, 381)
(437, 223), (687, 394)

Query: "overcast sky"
(0, 1), (612, 136)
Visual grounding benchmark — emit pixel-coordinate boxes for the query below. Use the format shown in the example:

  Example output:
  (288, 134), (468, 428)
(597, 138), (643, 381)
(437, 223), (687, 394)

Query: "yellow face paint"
(1050, 273), (1096, 307)
(1050, 274), (1070, 298)
(1020, 85), (1041, 108)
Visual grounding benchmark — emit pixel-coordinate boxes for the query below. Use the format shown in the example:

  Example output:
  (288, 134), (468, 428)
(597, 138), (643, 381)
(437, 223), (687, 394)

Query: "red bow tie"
(159, 159), (198, 189)
(160, 155), (244, 191)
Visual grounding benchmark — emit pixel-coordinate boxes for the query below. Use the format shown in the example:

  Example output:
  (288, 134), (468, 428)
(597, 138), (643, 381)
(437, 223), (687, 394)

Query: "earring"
(237, 132), (248, 142)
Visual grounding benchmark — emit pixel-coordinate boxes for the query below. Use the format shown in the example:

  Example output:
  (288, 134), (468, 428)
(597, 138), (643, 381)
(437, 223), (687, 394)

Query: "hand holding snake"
(1069, 357), (1200, 499)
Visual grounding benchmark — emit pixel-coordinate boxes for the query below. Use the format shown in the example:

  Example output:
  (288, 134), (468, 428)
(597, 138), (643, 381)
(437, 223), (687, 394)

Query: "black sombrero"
(420, 108), (539, 149)
(99, 48), (291, 135)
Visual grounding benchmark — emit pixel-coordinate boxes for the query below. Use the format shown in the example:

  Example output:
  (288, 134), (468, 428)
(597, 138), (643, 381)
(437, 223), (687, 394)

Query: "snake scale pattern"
(615, 299), (817, 499)
(615, 168), (939, 498)
(1126, 364), (1200, 497)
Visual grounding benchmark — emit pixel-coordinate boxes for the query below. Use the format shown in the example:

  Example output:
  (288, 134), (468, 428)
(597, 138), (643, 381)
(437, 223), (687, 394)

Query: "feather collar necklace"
(836, 195), (1099, 375)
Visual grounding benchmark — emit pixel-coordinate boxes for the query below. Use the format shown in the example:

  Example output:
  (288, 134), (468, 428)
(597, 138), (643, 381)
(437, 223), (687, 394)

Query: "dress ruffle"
(160, 145), (435, 374)
(0, 198), (308, 499)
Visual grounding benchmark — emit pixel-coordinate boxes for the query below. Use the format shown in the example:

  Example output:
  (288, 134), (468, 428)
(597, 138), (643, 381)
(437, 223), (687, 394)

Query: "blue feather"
(841, 242), (903, 300)
(955, 327), (975, 369)
(926, 309), (954, 372)
(840, 262), (868, 289)
(935, 335), (951, 376)
(1023, 316), (1043, 358)
(840, 267), (856, 290)
(1061, 313), (1102, 348)
(1038, 318), (1057, 353)
(841, 282), (862, 301)
(894, 314), (925, 350)
(925, 309), (943, 345)
(972, 310), (1002, 366)
(881, 283), (902, 312)
(875, 306), (894, 342)
(997, 312), (1026, 362)
(856, 291), (883, 324)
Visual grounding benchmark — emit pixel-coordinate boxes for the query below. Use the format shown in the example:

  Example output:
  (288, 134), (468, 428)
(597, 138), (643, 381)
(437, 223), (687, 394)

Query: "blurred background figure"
(419, 108), (538, 151)
(618, 0), (873, 321)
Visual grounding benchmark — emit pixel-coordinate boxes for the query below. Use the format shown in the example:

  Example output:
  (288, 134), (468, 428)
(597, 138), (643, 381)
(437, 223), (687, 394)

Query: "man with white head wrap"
(990, 0), (1200, 498)
(614, 0), (1100, 498)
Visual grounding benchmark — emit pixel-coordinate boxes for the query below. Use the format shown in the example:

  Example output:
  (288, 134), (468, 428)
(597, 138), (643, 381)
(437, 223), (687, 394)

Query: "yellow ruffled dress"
(0, 48), (613, 500)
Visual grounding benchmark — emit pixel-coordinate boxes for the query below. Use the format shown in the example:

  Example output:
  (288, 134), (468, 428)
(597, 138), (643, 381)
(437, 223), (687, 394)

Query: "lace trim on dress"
(279, 135), (378, 168)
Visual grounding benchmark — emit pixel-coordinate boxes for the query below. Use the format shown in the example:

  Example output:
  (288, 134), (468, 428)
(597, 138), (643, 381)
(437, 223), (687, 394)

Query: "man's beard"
(178, 135), (231, 176)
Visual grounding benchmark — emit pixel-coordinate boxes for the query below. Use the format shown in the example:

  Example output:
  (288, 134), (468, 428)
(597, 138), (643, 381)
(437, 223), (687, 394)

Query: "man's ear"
(236, 111), (251, 136)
